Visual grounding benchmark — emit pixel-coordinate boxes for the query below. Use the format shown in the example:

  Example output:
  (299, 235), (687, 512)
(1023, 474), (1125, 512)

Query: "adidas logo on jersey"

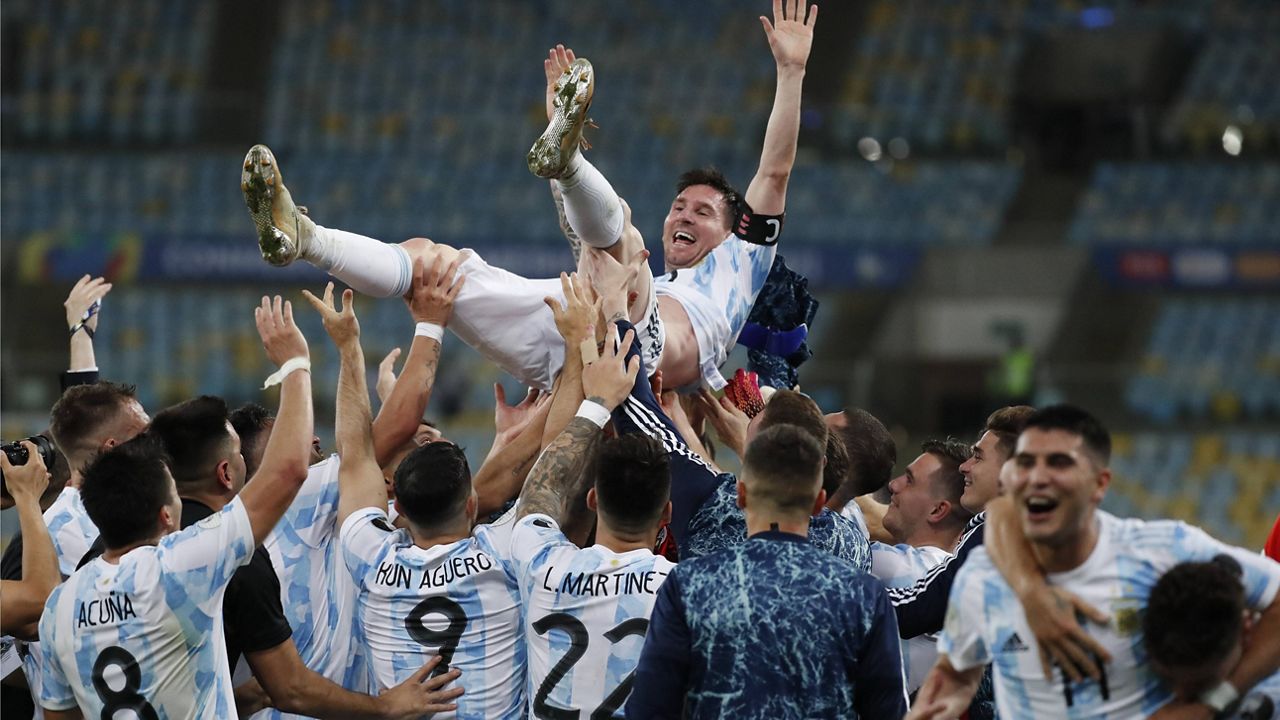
(1001, 632), (1030, 653)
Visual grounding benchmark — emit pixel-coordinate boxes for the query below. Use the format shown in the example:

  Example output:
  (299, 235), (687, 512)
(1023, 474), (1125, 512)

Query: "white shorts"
(447, 250), (663, 391)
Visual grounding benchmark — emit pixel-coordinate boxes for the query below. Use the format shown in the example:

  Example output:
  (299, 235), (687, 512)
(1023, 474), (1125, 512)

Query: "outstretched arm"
(744, 0), (817, 216)
(518, 323), (639, 525)
(239, 296), (314, 545)
(371, 256), (463, 467)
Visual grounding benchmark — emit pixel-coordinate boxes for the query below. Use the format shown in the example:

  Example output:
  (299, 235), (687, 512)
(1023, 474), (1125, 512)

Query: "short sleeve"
(340, 506), (398, 582)
(937, 556), (994, 672)
(37, 588), (77, 712)
(157, 497), (256, 612)
(1163, 523), (1280, 610)
(506, 514), (573, 579)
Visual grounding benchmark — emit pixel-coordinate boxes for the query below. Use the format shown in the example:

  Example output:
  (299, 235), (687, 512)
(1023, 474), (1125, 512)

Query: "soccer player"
(314, 282), (537, 717)
(871, 440), (972, 695)
(240, 0), (816, 394)
(907, 405), (1280, 719)
(1144, 558), (1280, 719)
(629, 423), (908, 718)
(502, 274), (670, 717)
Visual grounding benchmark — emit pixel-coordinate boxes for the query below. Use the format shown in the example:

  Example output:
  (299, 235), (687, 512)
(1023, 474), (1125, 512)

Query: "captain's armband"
(734, 207), (784, 246)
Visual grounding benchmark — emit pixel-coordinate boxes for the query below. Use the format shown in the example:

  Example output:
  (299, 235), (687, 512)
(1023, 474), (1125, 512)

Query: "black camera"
(1, 435), (57, 498)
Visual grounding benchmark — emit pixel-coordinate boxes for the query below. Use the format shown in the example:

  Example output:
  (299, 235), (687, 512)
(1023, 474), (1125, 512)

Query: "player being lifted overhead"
(241, 0), (816, 391)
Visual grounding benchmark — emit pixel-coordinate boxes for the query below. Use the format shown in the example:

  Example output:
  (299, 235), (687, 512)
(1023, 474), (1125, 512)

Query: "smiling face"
(883, 452), (943, 543)
(662, 184), (735, 270)
(958, 431), (1003, 513)
(1009, 428), (1110, 550)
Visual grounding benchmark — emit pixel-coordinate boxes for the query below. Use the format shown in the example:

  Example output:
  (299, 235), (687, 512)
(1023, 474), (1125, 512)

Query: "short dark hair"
(150, 396), (233, 490)
(394, 442), (472, 529)
(832, 408), (897, 497)
(49, 382), (139, 465)
(743, 424), (825, 513)
(80, 433), (173, 550)
(920, 438), (971, 508)
(984, 405), (1037, 460)
(229, 403), (274, 477)
(759, 390), (827, 445)
(591, 435), (670, 534)
(676, 167), (742, 229)
(1022, 404), (1111, 465)
(821, 434), (851, 496)
(1144, 557), (1245, 672)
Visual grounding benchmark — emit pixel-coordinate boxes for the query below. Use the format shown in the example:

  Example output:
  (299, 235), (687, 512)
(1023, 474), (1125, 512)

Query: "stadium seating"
(1125, 297), (1280, 423)
(1106, 430), (1280, 548)
(1069, 163), (1280, 246)
(3, 0), (213, 144)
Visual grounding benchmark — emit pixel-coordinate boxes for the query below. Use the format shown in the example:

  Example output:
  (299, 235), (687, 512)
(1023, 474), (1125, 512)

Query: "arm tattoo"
(518, 417), (602, 523)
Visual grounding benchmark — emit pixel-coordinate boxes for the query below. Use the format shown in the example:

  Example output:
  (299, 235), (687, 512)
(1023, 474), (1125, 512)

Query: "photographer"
(0, 442), (59, 636)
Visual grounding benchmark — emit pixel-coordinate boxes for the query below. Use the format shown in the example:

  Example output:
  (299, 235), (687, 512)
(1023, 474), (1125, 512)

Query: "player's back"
(37, 501), (255, 719)
(340, 508), (524, 719)
(512, 514), (674, 719)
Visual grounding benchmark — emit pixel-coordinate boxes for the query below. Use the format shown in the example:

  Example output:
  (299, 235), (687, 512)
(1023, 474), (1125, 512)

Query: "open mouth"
(672, 231), (696, 247)
(1025, 496), (1060, 521)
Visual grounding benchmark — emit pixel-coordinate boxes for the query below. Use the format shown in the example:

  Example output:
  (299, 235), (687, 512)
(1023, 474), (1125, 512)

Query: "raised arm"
(518, 322), (639, 525)
(473, 385), (552, 518)
(371, 256), (463, 467)
(239, 296), (314, 545)
(63, 275), (112, 386)
(540, 273), (601, 448)
(0, 445), (58, 636)
(743, 0), (817, 216)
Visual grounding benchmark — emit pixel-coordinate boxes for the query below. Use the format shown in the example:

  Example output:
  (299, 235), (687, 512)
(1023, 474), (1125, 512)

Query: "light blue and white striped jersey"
(871, 541), (951, 694)
(251, 455), (365, 720)
(17, 486), (103, 720)
(45, 486), (100, 577)
(340, 506), (525, 720)
(38, 497), (256, 718)
(942, 512), (1280, 719)
(509, 513), (674, 719)
(655, 233), (776, 389)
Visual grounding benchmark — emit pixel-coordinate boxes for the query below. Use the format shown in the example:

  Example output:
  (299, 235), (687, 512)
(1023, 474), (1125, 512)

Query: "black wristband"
(734, 207), (784, 246)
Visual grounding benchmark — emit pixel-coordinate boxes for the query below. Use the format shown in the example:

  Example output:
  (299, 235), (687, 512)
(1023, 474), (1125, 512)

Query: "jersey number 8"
(92, 646), (159, 719)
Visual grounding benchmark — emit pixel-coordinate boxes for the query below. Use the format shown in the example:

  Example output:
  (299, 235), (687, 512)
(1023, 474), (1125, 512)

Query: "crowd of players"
(3, 1), (1280, 718)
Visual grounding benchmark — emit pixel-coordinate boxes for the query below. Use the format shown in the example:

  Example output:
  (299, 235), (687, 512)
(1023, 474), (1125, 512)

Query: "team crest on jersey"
(1113, 602), (1142, 636)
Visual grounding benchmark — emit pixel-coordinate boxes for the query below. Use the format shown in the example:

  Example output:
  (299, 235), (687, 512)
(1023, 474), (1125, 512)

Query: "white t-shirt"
(251, 455), (366, 719)
(870, 541), (951, 695)
(508, 514), (674, 718)
(654, 233), (777, 389)
(38, 498), (256, 718)
(839, 499), (871, 540)
(941, 512), (1280, 719)
(340, 506), (525, 719)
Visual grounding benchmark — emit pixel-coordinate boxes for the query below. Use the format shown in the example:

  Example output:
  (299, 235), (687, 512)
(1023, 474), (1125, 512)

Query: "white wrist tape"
(415, 322), (445, 343)
(262, 357), (311, 389)
(575, 400), (611, 429)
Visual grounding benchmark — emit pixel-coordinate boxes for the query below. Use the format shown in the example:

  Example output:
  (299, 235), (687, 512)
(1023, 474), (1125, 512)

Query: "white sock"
(555, 154), (624, 250)
(305, 225), (413, 298)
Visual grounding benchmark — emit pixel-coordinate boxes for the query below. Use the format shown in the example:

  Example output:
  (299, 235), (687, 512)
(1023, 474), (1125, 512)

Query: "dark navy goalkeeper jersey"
(627, 530), (907, 719)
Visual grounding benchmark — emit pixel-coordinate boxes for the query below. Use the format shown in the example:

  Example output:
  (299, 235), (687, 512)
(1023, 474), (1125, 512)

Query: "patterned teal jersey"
(38, 497), (256, 718)
(340, 507), (525, 719)
(683, 475), (872, 570)
(629, 531), (908, 719)
(942, 513), (1280, 719)
(655, 233), (777, 389)
(870, 541), (951, 694)
(508, 513), (674, 719)
(253, 455), (366, 719)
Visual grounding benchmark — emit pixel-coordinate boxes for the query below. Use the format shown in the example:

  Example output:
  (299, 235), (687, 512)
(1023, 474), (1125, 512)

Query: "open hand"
(405, 255), (465, 326)
(545, 272), (601, 346)
(544, 44), (577, 122)
(494, 384), (546, 444)
(65, 274), (112, 331)
(302, 282), (361, 349)
(377, 655), (465, 720)
(761, 0), (818, 71)
(581, 324), (640, 411)
(696, 389), (750, 457)
(254, 295), (310, 367)
(375, 348), (402, 404)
